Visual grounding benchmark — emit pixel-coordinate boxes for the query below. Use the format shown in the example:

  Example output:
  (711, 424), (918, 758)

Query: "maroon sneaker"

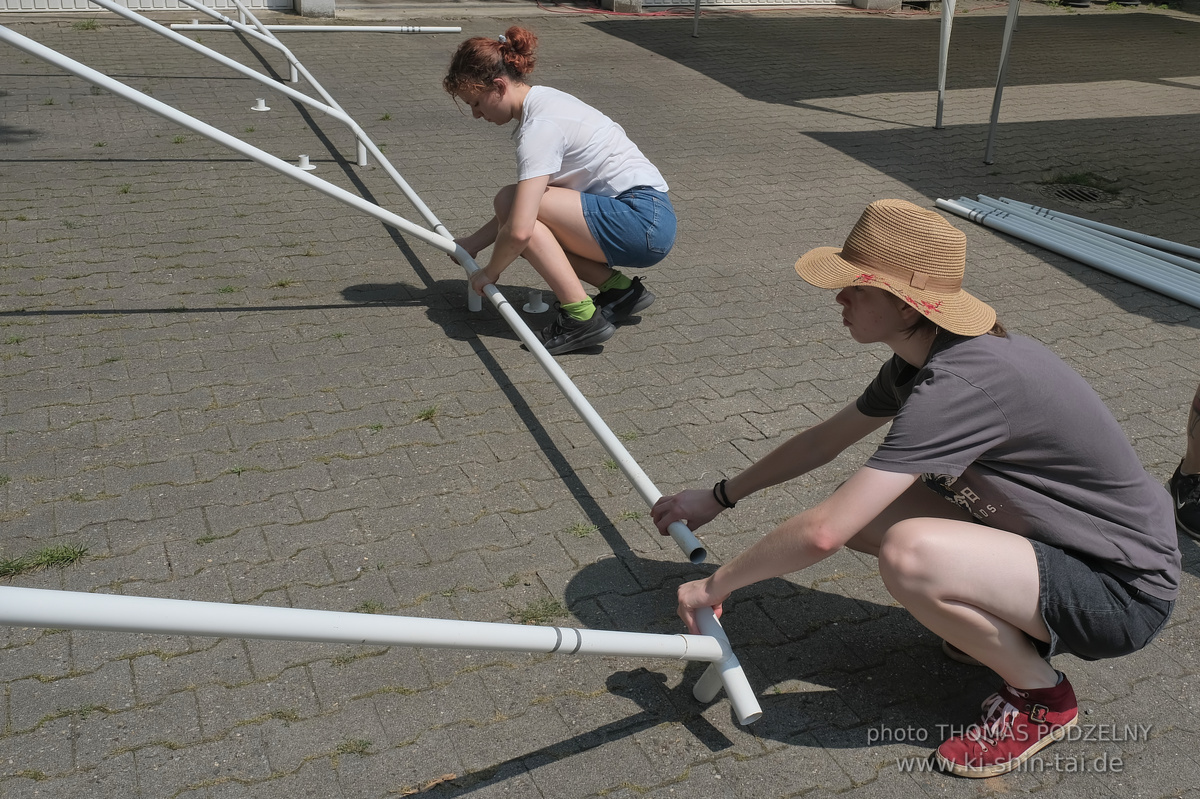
(936, 672), (1079, 778)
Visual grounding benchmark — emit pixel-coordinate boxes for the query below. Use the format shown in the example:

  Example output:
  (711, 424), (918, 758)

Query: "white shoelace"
(970, 692), (1020, 747)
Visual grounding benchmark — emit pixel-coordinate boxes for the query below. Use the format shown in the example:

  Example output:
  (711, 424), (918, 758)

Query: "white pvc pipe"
(481, 272), (707, 563)
(0, 586), (719, 660)
(996, 198), (1200, 262)
(0, 25), (441, 251)
(0, 587), (757, 722)
(984, 0), (1021, 164)
(0, 24), (707, 564)
(693, 610), (762, 724)
(976, 196), (1200, 277)
(86, 0), (448, 236)
(966, 196), (1200, 290)
(171, 24), (462, 33)
(955, 198), (1200, 296)
(937, 198), (1200, 308)
(935, 0), (955, 130)
(89, 1), (349, 136)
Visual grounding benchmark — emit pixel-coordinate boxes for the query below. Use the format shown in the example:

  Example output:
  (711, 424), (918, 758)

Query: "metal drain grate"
(1050, 184), (1116, 204)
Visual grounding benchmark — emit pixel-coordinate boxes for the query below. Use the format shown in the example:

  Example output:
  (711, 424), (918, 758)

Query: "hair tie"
(497, 34), (507, 44)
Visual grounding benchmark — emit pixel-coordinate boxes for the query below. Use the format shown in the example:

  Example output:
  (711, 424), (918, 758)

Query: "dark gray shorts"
(1032, 540), (1174, 661)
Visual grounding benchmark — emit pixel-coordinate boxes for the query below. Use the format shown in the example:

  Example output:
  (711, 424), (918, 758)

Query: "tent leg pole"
(935, 0), (955, 129)
(984, 0), (1021, 164)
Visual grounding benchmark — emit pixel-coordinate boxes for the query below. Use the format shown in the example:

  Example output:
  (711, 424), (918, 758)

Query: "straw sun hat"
(794, 199), (997, 336)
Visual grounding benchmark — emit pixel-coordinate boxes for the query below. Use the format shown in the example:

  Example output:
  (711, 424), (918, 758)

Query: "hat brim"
(794, 246), (997, 337)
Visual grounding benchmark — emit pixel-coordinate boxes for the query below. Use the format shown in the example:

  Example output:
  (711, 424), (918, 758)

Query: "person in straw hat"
(652, 199), (1179, 778)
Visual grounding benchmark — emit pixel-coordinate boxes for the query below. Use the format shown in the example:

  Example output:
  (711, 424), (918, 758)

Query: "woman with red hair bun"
(445, 26), (676, 355)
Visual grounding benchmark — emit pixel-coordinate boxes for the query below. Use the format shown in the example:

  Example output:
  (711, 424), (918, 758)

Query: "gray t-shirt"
(857, 332), (1179, 600)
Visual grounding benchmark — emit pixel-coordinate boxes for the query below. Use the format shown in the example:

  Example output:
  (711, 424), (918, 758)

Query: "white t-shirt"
(513, 85), (668, 196)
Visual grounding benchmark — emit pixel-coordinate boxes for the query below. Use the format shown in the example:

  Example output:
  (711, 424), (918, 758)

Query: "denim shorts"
(581, 186), (676, 269)
(1031, 540), (1174, 661)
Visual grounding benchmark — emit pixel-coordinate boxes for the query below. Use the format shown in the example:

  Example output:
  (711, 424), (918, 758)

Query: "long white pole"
(87, 1), (349, 137)
(976, 196), (1200, 276)
(937, 198), (1200, 308)
(983, 0), (1022, 164)
(954, 197), (1197, 292)
(171, 24), (463, 33)
(0, 586), (760, 723)
(935, 0), (956, 129)
(0, 23), (708, 564)
(86, 0), (451, 240)
(967, 195), (1200, 286)
(0, 586), (715, 660)
(996, 198), (1200, 262)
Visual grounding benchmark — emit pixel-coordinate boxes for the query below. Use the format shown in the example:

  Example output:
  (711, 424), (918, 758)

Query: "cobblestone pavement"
(2, 1), (1200, 796)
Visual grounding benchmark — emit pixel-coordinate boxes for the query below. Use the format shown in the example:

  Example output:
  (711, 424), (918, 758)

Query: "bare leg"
(494, 185), (617, 295)
(1183, 383), (1200, 474)
(490, 185), (586, 303)
(846, 482), (1057, 690)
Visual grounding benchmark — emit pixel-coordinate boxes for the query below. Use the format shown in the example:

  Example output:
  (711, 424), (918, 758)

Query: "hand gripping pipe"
(0, 587), (761, 725)
(0, 24), (708, 566)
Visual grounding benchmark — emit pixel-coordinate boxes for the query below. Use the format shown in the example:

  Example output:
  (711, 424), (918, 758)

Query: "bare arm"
(677, 466), (919, 632)
(651, 402), (890, 534)
(455, 216), (500, 261)
(467, 175), (550, 296)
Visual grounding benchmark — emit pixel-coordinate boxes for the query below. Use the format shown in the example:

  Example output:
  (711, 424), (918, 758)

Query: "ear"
(891, 294), (923, 324)
(898, 301), (923, 322)
(491, 77), (507, 95)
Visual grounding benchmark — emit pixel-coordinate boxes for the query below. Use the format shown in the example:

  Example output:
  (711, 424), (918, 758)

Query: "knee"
(877, 522), (940, 596)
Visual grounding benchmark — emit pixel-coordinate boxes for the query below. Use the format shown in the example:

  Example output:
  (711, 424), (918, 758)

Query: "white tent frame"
(0, 0), (760, 726)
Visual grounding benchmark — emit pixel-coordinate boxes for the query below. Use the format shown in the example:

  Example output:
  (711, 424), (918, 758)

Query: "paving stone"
(2, 3), (1199, 797)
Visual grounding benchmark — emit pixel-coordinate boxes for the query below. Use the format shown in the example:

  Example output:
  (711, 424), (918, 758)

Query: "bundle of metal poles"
(937, 196), (1200, 310)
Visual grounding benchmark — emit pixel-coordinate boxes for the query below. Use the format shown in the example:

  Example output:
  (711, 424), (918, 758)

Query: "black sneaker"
(594, 277), (655, 324)
(1170, 462), (1200, 541)
(537, 310), (615, 355)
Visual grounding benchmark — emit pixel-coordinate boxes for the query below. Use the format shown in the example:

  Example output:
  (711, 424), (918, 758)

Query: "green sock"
(561, 299), (596, 321)
(598, 271), (632, 292)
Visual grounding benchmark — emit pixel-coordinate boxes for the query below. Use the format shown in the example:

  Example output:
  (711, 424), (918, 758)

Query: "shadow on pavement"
(589, 13), (1200, 106)
(412, 553), (1001, 796)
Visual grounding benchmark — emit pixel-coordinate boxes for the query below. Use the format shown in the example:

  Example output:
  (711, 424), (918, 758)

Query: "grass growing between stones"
(565, 522), (597, 538)
(511, 597), (568, 625)
(337, 739), (371, 754)
(0, 543), (87, 578)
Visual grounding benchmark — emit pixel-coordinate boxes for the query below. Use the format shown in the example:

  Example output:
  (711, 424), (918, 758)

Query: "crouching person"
(652, 199), (1179, 777)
